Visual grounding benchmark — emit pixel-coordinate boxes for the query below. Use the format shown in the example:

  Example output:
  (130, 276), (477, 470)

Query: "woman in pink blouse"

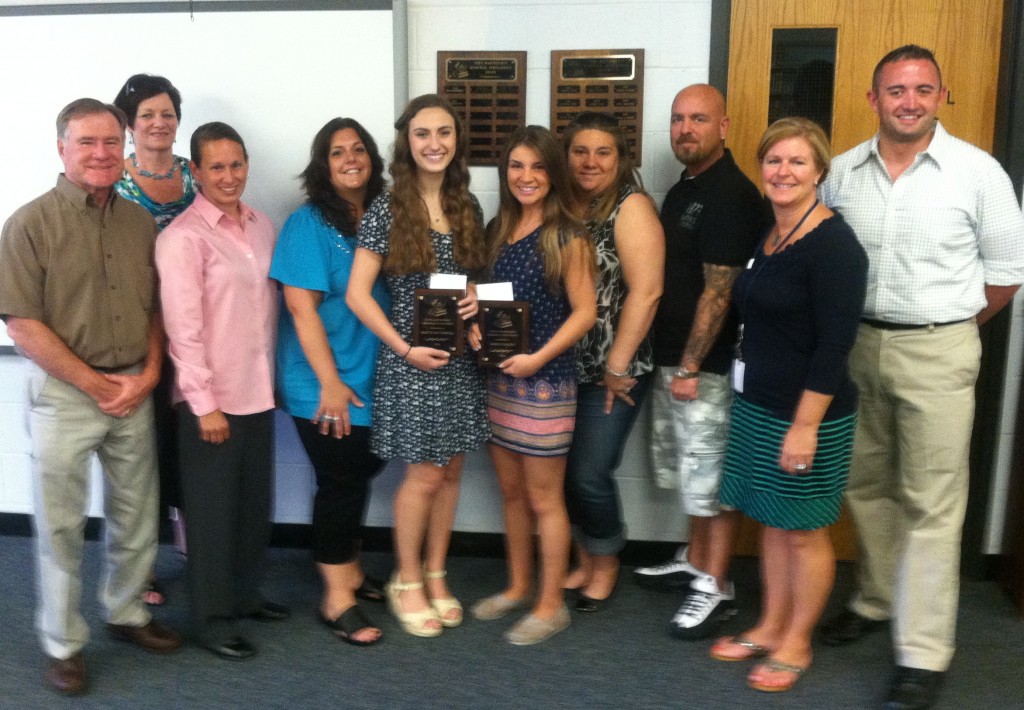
(155, 122), (286, 661)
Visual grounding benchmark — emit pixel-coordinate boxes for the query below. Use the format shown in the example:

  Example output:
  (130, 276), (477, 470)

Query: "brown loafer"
(106, 620), (182, 654)
(46, 652), (87, 695)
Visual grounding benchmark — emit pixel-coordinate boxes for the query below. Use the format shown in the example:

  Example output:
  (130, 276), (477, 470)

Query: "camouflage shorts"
(648, 367), (732, 516)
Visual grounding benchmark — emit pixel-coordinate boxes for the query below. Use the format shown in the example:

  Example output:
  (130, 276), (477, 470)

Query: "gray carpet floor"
(1, 535), (1021, 709)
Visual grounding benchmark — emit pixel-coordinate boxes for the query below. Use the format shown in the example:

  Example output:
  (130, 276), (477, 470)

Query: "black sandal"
(319, 606), (382, 646)
(355, 576), (386, 603)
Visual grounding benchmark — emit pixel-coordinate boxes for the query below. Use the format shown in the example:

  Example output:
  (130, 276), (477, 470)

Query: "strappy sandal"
(423, 568), (463, 628)
(748, 658), (807, 692)
(710, 635), (770, 661)
(386, 574), (442, 638)
(319, 605), (382, 646)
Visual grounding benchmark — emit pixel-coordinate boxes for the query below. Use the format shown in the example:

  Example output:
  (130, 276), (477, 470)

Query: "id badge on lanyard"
(732, 328), (746, 394)
(732, 256), (756, 394)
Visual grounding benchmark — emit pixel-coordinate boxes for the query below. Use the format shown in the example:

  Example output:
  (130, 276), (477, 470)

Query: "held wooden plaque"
(477, 301), (530, 368)
(413, 289), (465, 356)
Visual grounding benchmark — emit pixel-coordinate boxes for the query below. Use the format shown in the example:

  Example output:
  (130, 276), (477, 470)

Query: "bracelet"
(402, 344), (413, 360)
(606, 366), (629, 378)
(674, 366), (699, 380)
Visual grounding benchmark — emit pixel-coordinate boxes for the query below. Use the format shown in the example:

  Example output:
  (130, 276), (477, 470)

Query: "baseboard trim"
(0, 512), (679, 566)
(2, 512), (1007, 578)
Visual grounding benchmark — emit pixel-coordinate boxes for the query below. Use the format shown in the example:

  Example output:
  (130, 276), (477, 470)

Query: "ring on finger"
(794, 463), (808, 471)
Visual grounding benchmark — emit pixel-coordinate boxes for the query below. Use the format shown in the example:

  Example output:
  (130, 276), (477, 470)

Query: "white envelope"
(475, 282), (515, 301)
(429, 273), (468, 291)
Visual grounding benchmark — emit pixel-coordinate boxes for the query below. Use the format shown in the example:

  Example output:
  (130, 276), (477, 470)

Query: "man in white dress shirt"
(818, 45), (1024, 710)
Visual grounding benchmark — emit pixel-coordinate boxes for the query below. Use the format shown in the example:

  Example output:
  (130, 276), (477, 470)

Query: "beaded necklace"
(328, 231), (356, 253)
(129, 153), (178, 180)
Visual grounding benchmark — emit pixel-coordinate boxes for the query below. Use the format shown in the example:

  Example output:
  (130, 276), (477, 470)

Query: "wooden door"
(726, 0), (1005, 558)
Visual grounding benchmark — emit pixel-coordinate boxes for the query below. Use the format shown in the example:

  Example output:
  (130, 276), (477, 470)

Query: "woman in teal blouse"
(270, 118), (390, 646)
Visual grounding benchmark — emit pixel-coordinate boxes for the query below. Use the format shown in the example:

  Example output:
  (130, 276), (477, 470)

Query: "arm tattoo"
(680, 264), (743, 369)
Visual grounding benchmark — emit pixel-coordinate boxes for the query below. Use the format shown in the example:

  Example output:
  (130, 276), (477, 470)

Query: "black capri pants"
(293, 419), (385, 564)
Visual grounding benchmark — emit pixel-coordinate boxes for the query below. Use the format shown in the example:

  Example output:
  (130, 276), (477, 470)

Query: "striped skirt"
(487, 372), (577, 457)
(720, 395), (856, 530)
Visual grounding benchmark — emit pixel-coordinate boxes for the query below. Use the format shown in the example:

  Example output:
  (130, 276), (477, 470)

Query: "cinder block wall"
(0, 0), (716, 543)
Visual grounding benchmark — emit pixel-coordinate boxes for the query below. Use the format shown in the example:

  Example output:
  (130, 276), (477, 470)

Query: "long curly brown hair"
(384, 94), (485, 274)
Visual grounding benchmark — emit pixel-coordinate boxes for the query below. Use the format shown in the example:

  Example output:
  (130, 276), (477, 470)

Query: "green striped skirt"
(721, 396), (856, 530)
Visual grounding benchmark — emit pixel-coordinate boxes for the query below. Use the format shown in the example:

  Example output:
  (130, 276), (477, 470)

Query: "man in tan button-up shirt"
(0, 98), (181, 695)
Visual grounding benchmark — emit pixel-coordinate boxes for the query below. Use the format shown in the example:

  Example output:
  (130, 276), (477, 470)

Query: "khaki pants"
(27, 362), (157, 659)
(845, 320), (980, 671)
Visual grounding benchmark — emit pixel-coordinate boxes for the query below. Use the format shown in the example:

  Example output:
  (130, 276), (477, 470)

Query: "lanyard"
(735, 199), (819, 361)
(768, 198), (819, 253)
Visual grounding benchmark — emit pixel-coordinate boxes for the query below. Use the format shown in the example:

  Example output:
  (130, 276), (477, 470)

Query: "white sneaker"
(668, 574), (736, 640)
(633, 545), (699, 590)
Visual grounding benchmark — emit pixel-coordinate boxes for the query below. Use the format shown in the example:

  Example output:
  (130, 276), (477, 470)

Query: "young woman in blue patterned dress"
(346, 95), (489, 637)
(470, 126), (596, 645)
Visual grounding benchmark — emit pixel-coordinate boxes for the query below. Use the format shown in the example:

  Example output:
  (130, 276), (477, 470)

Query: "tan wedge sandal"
(386, 573), (442, 638)
(423, 568), (463, 628)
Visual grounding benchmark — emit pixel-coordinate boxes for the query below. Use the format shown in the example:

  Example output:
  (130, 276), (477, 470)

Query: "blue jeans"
(565, 375), (650, 555)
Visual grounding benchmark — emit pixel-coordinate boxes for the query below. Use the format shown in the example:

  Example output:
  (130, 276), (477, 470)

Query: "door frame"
(992, 0), (1024, 613)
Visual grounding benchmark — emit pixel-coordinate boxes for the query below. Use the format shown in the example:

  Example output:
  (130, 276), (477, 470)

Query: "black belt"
(860, 318), (970, 331)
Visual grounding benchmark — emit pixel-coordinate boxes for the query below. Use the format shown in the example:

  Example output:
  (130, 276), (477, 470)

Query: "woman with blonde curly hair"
(347, 94), (489, 637)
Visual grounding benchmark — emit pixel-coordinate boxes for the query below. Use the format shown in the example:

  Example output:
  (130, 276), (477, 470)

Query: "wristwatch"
(674, 366), (699, 380)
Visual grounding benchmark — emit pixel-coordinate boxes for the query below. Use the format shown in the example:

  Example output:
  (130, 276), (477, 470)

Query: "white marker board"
(0, 2), (397, 347)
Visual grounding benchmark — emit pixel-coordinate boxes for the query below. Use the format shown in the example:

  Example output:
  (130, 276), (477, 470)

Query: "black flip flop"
(355, 576), (386, 603)
(319, 606), (382, 646)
